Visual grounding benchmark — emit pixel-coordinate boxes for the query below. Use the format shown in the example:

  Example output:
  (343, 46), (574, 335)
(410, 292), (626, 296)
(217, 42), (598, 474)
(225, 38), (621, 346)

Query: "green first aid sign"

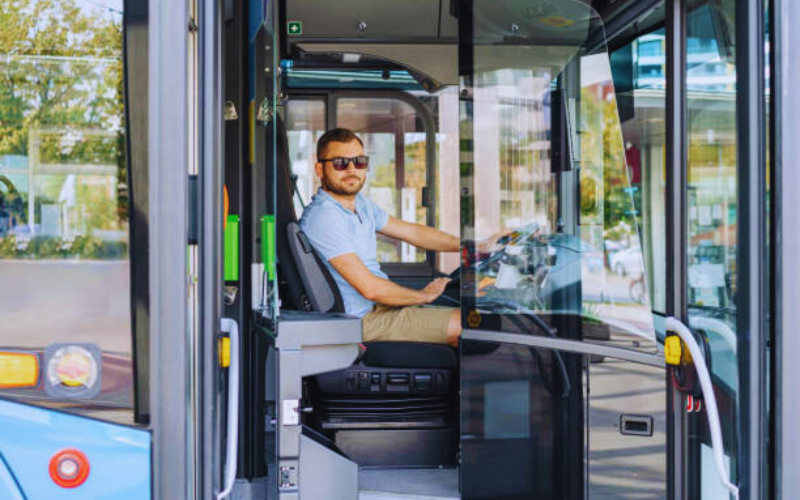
(288, 21), (302, 35)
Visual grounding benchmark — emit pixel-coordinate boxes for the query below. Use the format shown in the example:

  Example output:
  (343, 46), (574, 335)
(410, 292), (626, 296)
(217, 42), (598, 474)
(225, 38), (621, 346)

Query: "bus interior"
(235, 0), (708, 498)
(0, 0), (761, 498)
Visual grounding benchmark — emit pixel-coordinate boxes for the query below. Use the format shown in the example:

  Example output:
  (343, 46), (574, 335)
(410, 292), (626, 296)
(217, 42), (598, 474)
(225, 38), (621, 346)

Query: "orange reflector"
(49, 449), (90, 488)
(0, 352), (39, 388)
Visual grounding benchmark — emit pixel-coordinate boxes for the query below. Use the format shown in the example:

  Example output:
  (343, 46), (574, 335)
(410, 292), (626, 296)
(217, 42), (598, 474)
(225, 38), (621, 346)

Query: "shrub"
(0, 235), (128, 260)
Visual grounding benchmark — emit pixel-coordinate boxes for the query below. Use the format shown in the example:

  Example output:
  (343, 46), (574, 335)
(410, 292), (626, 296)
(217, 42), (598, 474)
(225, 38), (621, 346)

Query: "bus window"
(337, 97), (431, 265)
(285, 98), (326, 216)
(285, 93), (437, 270)
(0, 0), (133, 424)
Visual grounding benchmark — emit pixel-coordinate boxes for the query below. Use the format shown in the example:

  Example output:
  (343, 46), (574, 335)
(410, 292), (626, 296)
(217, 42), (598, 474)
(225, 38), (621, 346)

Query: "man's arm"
(329, 253), (450, 306)
(378, 216), (459, 252)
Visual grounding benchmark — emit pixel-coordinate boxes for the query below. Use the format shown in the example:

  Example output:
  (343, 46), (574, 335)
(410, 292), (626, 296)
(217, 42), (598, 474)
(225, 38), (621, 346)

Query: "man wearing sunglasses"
(300, 128), (461, 347)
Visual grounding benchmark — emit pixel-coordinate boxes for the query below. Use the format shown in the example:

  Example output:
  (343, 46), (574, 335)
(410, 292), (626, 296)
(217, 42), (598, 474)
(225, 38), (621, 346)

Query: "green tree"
(579, 83), (638, 234)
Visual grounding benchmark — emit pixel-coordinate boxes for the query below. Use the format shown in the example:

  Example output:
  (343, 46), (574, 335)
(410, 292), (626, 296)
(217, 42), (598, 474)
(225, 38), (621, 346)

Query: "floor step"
(358, 468), (459, 500)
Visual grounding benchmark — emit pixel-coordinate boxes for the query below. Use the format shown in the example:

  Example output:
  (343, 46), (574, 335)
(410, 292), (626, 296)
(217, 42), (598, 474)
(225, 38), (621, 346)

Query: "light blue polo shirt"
(299, 188), (389, 317)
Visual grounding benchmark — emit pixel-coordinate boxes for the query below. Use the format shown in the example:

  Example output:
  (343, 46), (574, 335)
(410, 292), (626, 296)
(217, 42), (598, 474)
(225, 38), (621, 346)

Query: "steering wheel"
(443, 233), (514, 291)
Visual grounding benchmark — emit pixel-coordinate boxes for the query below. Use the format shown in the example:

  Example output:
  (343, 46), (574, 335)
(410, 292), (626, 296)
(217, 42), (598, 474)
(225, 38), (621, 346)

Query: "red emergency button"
(49, 449), (90, 488)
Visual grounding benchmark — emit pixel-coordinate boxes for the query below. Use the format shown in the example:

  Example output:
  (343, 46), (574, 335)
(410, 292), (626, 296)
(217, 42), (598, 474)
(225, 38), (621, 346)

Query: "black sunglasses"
(319, 155), (370, 170)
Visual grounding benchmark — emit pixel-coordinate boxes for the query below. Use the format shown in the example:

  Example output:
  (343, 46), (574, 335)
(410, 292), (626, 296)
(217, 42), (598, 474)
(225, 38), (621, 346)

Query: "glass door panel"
(608, 5), (668, 316)
(0, 0), (134, 424)
(460, 0), (655, 351)
(684, 0), (740, 496)
(459, 2), (668, 500)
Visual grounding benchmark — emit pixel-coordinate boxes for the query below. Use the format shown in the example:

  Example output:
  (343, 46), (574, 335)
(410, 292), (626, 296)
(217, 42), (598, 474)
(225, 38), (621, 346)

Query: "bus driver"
(300, 128), (462, 347)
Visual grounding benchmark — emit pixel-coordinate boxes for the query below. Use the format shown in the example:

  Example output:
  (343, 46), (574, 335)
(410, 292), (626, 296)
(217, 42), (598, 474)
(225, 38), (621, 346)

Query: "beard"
(321, 171), (365, 196)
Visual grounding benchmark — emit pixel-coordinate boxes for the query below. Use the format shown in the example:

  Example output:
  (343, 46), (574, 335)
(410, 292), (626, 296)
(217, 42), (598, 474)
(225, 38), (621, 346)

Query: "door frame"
(773, 0), (800, 498)
(146, 0), (224, 498)
(146, 0), (192, 498)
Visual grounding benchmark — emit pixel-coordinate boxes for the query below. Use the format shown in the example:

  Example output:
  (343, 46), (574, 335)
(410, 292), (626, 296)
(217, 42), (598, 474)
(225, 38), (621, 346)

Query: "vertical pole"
(438, 88), (460, 273)
(773, 0), (800, 498)
(394, 110), (406, 260)
(666, 0), (687, 498)
(736, 0), (767, 497)
(148, 0), (190, 498)
(199, 0), (224, 496)
(122, 0), (151, 424)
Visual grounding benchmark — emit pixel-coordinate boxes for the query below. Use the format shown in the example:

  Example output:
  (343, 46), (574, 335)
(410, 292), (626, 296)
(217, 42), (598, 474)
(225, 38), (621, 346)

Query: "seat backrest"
(270, 115), (345, 313)
(286, 221), (343, 312)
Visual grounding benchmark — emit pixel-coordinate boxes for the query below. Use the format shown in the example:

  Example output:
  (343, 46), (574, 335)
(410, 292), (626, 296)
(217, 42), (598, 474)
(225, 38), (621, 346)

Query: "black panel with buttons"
(314, 364), (452, 396)
(370, 372), (381, 391)
(414, 373), (432, 391)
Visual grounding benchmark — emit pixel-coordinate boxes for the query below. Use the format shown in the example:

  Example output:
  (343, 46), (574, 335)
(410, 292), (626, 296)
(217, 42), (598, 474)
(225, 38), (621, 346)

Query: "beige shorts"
(362, 305), (455, 344)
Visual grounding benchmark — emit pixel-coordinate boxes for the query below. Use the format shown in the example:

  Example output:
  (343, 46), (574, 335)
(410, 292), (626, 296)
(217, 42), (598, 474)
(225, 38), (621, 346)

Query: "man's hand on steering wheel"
(475, 228), (513, 254)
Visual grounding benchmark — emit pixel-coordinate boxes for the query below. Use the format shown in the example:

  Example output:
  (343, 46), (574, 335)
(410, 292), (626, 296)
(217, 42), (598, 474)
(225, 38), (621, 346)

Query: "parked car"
(610, 246), (643, 277)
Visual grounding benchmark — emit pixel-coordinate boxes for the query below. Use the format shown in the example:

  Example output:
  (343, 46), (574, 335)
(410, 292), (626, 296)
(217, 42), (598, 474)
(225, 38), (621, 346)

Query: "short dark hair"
(316, 128), (364, 160)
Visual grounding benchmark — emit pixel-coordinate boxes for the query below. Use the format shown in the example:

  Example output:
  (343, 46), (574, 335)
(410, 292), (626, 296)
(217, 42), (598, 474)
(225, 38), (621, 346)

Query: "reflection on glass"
(0, 0), (131, 423)
(610, 13), (668, 314)
(461, 0), (655, 347)
(685, 0), (739, 495)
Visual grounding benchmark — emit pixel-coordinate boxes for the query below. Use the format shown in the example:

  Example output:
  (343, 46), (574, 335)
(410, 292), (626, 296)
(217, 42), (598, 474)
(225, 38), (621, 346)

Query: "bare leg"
(446, 309), (462, 347)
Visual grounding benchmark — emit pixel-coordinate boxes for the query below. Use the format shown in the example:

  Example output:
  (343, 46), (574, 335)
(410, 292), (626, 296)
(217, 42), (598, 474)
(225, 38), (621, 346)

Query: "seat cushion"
(362, 342), (457, 369)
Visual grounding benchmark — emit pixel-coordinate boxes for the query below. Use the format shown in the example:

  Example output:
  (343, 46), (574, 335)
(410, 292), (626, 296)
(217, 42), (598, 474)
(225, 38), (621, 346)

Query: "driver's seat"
(270, 116), (458, 467)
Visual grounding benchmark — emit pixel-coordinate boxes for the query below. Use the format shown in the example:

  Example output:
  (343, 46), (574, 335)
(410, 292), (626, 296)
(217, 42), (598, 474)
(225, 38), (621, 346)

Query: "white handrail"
(688, 316), (737, 355)
(666, 317), (739, 500)
(217, 318), (240, 500)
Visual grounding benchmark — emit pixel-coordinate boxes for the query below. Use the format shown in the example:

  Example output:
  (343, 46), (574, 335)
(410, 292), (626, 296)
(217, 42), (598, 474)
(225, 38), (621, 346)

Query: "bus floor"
(358, 467), (459, 500)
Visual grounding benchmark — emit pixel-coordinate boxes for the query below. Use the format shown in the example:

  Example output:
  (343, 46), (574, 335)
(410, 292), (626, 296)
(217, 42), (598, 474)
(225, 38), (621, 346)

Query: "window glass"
(570, 52), (656, 345)
(610, 15), (667, 315)
(337, 97), (429, 264)
(460, 0), (656, 350)
(0, 0), (131, 423)
(427, 87), (461, 274)
(285, 99), (326, 215)
(685, 0), (739, 494)
(285, 96), (433, 266)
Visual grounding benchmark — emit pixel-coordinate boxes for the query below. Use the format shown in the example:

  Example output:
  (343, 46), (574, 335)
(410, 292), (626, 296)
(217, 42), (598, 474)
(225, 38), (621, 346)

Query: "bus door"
(0, 0), (152, 498)
(457, 1), (668, 498)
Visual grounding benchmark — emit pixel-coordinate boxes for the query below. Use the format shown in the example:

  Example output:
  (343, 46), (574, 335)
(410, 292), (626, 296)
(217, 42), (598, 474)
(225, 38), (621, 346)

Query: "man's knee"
(446, 309), (462, 347)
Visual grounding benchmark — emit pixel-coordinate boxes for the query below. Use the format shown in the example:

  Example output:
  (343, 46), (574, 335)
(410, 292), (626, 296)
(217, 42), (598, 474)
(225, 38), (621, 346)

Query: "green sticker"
(224, 215), (239, 282)
(261, 215), (276, 281)
(288, 21), (302, 35)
